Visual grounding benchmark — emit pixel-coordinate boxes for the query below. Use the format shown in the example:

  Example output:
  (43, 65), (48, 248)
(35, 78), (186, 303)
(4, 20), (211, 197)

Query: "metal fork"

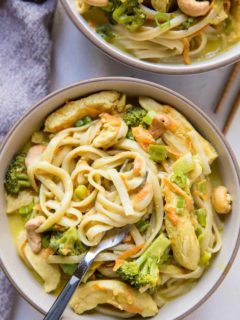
(43, 225), (131, 320)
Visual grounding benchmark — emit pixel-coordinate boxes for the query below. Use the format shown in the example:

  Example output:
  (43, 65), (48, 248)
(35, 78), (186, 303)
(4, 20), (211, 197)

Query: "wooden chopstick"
(223, 90), (240, 135)
(214, 62), (240, 114)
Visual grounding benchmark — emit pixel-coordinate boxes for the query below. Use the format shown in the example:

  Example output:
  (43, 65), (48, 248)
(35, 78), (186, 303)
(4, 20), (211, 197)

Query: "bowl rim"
(0, 77), (240, 319)
(60, 0), (240, 75)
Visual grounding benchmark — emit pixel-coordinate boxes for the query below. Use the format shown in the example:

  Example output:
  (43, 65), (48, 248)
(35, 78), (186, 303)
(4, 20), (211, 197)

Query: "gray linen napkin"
(0, 0), (56, 142)
(0, 0), (56, 318)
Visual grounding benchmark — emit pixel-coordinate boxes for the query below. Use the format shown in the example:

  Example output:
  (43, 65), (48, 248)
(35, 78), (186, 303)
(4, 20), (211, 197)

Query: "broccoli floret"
(117, 233), (170, 289)
(4, 153), (31, 195)
(49, 227), (87, 256)
(123, 106), (147, 128)
(103, 0), (146, 32)
(181, 17), (197, 30)
(96, 24), (115, 42)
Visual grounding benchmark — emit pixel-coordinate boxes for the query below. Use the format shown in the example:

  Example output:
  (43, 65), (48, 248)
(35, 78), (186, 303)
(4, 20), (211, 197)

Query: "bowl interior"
(0, 78), (239, 320)
(62, 0), (240, 75)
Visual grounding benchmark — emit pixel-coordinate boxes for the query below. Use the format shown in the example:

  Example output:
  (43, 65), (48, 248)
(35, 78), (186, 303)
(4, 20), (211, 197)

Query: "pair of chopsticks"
(214, 62), (240, 135)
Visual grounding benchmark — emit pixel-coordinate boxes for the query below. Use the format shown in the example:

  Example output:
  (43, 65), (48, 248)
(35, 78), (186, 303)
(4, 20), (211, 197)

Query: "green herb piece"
(182, 17), (196, 30)
(200, 251), (211, 266)
(155, 13), (171, 30)
(172, 153), (194, 174)
(195, 208), (207, 228)
(176, 197), (185, 215)
(143, 110), (157, 125)
(18, 202), (34, 215)
(148, 144), (167, 162)
(60, 264), (78, 276)
(170, 172), (187, 189)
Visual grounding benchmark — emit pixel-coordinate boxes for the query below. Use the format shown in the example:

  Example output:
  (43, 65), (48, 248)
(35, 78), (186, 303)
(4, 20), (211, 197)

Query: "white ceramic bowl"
(0, 78), (239, 320)
(61, 0), (240, 75)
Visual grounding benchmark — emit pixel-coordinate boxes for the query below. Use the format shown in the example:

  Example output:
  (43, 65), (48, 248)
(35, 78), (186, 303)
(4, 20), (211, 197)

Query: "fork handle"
(43, 253), (94, 320)
(43, 275), (80, 320)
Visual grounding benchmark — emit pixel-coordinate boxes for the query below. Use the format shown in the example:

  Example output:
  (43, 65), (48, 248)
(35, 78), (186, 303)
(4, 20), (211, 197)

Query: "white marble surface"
(11, 2), (240, 319)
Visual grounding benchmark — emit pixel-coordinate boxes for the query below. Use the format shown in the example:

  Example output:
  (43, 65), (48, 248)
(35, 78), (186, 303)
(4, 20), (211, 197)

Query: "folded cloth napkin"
(0, 0), (56, 318)
(0, 0), (56, 143)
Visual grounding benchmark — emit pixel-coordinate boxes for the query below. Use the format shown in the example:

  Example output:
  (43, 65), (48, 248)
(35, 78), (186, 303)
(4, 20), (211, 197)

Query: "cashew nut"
(177, 0), (210, 17)
(149, 114), (171, 139)
(212, 186), (232, 214)
(76, 0), (90, 14)
(84, 0), (108, 7)
(25, 216), (46, 253)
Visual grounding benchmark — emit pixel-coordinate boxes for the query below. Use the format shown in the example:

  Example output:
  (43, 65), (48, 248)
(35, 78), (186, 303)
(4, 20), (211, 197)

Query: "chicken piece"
(25, 216), (46, 253)
(92, 113), (128, 149)
(139, 96), (217, 164)
(163, 182), (200, 270)
(6, 190), (33, 214)
(44, 91), (126, 133)
(70, 280), (158, 317)
(25, 244), (60, 292)
(165, 214), (200, 270)
(17, 231), (61, 293)
(132, 126), (155, 150)
(25, 144), (46, 168)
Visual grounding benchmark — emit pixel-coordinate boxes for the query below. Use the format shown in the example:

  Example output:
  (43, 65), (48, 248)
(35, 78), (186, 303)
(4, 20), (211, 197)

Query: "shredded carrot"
(133, 156), (144, 176)
(163, 106), (172, 113)
(34, 204), (42, 211)
(164, 205), (180, 226)
(125, 305), (144, 313)
(42, 248), (54, 258)
(113, 243), (144, 271)
(168, 117), (178, 133)
(183, 38), (191, 65)
(132, 126), (155, 150)
(93, 283), (109, 292)
(185, 136), (192, 151)
(163, 177), (193, 211)
(133, 183), (151, 202)
(166, 146), (182, 159)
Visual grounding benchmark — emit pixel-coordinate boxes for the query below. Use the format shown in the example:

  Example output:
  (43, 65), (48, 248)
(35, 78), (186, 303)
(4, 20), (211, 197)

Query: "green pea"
(83, 116), (92, 124)
(74, 185), (88, 200)
(75, 116), (92, 127)
(75, 119), (85, 127)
